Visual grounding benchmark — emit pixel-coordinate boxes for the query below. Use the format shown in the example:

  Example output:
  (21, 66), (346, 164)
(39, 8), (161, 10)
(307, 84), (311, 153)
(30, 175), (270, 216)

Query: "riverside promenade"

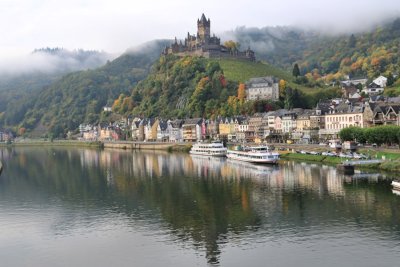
(103, 141), (191, 151)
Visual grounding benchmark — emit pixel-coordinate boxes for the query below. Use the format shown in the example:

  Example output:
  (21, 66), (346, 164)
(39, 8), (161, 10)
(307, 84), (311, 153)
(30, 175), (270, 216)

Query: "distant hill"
(0, 40), (170, 137)
(0, 48), (113, 128)
(228, 18), (400, 84)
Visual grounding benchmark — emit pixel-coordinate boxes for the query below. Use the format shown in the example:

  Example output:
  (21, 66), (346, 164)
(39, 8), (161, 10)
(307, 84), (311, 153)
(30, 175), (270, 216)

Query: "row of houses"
(79, 97), (400, 144)
(341, 75), (389, 98)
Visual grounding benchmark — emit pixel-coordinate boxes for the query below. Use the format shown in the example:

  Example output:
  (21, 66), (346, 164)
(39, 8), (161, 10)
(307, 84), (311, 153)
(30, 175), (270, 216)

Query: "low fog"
(0, 49), (114, 79)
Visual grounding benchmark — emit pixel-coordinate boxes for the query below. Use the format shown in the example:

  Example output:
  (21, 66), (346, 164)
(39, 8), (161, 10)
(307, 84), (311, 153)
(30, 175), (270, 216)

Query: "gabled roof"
(387, 97), (400, 103)
(390, 105), (400, 113)
(316, 100), (331, 114)
(146, 118), (156, 127)
(246, 76), (276, 87)
(169, 119), (184, 128)
(158, 120), (168, 131)
(139, 118), (148, 126)
(368, 82), (382, 89)
(182, 118), (203, 126)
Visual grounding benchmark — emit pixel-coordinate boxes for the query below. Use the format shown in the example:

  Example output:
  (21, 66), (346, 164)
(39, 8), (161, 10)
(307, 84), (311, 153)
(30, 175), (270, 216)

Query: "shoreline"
(0, 140), (192, 152)
(2, 140), (399, 172)
(279, 152), (399, 173)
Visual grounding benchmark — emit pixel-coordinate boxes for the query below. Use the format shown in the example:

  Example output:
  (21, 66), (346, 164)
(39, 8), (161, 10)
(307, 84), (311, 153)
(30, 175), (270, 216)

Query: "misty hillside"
(0, 48), (112, 91)
(0, 40), (170, 137)
(0, 48), (113, 124)
(228, 18), (400, 81)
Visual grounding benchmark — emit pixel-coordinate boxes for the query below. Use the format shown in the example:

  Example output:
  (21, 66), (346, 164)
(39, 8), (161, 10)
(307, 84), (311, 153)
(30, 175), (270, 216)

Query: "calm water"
(1, 147), (400, 267)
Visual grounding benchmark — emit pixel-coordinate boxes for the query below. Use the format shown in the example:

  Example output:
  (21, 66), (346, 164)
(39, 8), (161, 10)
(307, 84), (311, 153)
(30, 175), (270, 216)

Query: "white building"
(246, 76), (279, 101)
(373, 75), (387, 88)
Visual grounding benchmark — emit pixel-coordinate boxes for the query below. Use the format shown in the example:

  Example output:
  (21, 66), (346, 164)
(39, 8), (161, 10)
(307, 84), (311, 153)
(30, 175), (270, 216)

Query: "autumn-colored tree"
(18, 127), (26, 136)
(219, 75), (227, 88)
(237, 83), (246, 102)
(278, 79), (286, 98)
(112, 94), (125, 112)
(227, 96), (239, 114)
(224, 40), (240, 52)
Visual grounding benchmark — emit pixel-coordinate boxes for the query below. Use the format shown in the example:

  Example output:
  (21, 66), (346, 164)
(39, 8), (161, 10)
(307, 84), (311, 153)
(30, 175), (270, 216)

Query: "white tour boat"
(391, 180), (400, 191)
(227, 145), (280, 164)
(189, 141), (227, 157)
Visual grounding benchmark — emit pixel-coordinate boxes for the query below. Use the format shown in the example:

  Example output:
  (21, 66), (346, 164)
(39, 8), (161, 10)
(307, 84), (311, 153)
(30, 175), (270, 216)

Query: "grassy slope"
(215, 59), (292, 82)
(214, 58), (322, 94)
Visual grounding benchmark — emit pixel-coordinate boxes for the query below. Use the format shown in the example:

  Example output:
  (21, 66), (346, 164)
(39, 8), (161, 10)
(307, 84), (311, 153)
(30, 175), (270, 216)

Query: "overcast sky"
(1, 0), (399, 58)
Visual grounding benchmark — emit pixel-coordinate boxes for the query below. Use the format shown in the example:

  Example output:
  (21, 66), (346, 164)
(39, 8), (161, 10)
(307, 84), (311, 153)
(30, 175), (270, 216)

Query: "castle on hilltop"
(162, 14), (255, 61)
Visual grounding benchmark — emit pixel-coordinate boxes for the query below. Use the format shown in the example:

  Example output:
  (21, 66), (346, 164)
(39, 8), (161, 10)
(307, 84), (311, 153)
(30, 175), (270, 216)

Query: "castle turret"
(197, 13), (210, 43)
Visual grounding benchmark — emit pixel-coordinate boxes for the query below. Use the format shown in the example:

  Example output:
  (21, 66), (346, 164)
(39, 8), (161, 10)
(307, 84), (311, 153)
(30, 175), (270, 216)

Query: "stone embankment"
(103, 141), (191, 151)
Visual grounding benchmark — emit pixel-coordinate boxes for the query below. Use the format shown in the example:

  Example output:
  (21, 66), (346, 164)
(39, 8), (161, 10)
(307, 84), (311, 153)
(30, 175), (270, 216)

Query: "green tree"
(387, 72), (395, 87)
(348, 34), (356, 48)
(292, 63), (300, 77)
(284, 87), (294, 110)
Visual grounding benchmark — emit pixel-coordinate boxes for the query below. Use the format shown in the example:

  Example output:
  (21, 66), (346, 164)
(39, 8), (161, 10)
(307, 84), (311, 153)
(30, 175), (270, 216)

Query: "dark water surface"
(1, 147), (400, 267)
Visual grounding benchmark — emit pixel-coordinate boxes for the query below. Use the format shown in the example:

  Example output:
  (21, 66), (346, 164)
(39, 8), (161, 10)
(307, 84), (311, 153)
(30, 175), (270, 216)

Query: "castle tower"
(197, 13), (210, 43)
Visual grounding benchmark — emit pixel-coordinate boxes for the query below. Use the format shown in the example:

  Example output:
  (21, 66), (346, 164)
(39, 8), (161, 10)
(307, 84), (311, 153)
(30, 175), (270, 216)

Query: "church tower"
(197, 13), (210, 43)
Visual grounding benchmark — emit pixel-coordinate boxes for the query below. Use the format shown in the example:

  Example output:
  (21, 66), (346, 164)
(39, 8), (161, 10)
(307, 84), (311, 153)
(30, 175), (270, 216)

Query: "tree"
(237, 83), (246, 103)
(223, 40), (240, 52)
(348, 34), (356, 48)
(284, 87), (294, 110)
(387, 72), (395, 87)
(292, 63), (300, 77)
(18, 127), (26, 136)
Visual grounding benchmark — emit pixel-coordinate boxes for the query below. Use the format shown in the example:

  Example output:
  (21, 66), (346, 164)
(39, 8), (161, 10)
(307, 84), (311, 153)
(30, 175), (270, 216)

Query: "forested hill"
(231, 18), (400, 83)
(112, 55), (339, 119)
(0, 48), (112, 129)
(0, 40), (170, 137)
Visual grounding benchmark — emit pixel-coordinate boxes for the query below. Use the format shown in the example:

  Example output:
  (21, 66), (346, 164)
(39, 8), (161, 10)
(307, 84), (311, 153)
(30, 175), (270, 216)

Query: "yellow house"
(218, 118), (232, 137)
(323, 102), (364, 138)
(296, 112), (311, 132)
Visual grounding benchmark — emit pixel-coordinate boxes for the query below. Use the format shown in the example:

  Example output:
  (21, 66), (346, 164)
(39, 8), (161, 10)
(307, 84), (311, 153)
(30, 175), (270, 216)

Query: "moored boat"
(391, 180), (400, 190)
(227, 145), (279, 164)
(189, 141), (227, 157)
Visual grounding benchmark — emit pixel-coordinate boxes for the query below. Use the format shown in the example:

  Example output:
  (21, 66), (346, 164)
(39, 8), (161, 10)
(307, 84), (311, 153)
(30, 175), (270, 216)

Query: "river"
(0, 147), (399, 266)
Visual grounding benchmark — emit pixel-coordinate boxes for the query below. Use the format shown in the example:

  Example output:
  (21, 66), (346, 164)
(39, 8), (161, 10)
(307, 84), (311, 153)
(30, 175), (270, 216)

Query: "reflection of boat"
(392, 190), (400, 196)
(391, 180), (400, 190)
(189, 141), (227, 157)
(190, 154), (226, 162)
(227, 145), (279, 164)
(227, 158), (278, 176)
(0, 160), (2, 175)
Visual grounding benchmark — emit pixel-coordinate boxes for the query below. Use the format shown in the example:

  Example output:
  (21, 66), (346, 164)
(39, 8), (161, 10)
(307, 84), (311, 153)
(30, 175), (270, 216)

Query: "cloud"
(0, 49), (113, 77)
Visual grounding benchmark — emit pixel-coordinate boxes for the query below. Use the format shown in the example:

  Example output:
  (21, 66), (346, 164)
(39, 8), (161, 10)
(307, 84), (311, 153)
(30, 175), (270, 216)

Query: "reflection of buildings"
(276, 161), (346, 196)
(2, 147), (397, 266)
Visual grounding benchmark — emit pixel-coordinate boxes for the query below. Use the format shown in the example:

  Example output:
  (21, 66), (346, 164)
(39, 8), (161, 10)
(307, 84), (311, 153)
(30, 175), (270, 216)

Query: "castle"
(162, 14), (255, 61)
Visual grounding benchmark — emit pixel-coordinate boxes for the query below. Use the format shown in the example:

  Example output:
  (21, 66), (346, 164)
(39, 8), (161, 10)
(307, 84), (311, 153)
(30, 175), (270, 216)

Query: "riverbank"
(0, 140), (103, 148)
(1, 140), (192, 152)
(279, 152), (400, 173)
(102, 141), (191, 152)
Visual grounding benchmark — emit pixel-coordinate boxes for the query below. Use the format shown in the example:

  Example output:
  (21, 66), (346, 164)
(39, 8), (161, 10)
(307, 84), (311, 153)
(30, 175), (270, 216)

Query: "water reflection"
(0, 147), (399, 266)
